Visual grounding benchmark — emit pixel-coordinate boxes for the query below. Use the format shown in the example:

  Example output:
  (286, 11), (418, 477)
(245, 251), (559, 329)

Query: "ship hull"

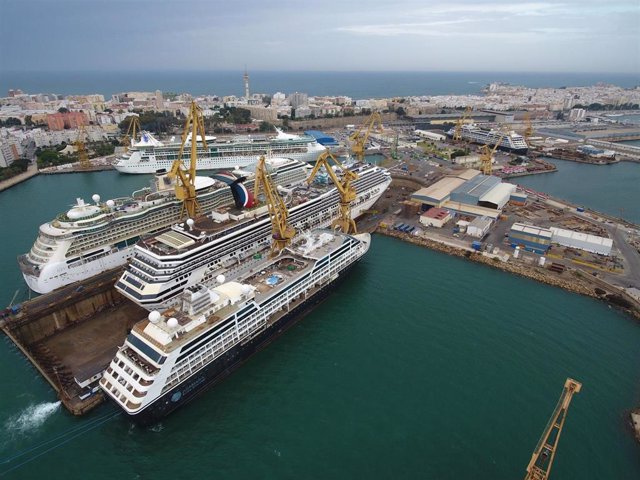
(125, 262), (358, 426)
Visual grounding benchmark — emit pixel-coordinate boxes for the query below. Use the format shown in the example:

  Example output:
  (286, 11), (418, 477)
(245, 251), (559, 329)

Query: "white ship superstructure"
(18, 158), (310, 294)
(116, 163), (391, 311)
(447, 124), (529, 153)
(114, 129), (327, 174)
(101, 229), (371, 424)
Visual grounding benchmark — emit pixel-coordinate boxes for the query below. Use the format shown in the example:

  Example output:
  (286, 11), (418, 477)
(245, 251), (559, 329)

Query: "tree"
(396, 106), (406, 117)
(58, 107), (69, 114)
(259, 121), (275, 132)
(4, 117), (22, 126)
(24, 115), (34, 127)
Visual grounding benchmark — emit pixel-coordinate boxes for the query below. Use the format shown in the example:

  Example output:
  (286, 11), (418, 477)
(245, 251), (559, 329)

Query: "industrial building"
(419, 207), (452, 228)
(550, 227), (613, 256)
(467, 217), (493, 238)
(410, 169), (515, 220)
(509, 223), (553, 254)
(509, 191), (528, 206)
(415, 130), (446, 141)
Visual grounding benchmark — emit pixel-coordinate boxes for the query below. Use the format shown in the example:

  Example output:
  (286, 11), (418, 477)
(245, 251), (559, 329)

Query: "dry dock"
(1, 268), (147, 415)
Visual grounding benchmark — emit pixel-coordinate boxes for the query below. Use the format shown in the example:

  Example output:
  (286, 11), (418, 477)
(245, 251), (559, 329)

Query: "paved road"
(603, 224), (640, 289)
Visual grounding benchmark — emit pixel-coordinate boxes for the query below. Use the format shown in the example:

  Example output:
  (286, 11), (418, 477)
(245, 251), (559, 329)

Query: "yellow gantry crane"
(121, 116), (141, 151)
(525, 378), (582, 480)
(75, 125), (91, 170)
(349, 111), (383, 162)
(306, 151), (359, 234)
(254, 156), (296, 256)
(479, 130), (507, 175)
(169, 101), (207, 220)
(453, 106), (472, 142)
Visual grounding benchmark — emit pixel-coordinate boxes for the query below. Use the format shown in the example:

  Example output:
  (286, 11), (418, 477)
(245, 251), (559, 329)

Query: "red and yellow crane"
(306, 151), (359, 234)
(349, 111), (383, 162)
(254, 156), (296, 256)
(524, 378), (582, 480)
(169, 101), (207, 220)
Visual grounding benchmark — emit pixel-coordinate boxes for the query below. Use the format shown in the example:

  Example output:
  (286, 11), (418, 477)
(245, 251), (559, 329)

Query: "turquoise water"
(515, 158), (640, 224)
(1, 172), (640, 478)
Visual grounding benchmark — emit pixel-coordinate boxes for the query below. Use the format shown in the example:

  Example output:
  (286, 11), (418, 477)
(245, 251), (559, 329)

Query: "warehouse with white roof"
(550, 227), (613, 256)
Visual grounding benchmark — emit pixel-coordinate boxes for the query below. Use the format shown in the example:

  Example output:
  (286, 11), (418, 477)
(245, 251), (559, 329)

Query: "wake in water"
(4, 401), (61, 434)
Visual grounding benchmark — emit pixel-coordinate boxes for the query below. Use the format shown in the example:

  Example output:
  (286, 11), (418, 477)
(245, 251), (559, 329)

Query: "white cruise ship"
(116, 163), (391, 311)
(114, 129), (327, 174)
(101, 228), (371, 425)
(447, 124), (529, 153)
(18, 158), (310, 294)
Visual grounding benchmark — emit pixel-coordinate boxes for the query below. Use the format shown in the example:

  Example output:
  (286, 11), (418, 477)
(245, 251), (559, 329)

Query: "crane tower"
(524, 378), (582, 480)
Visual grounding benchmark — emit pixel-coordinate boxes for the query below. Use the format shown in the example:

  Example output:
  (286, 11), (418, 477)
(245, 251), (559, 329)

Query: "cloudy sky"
(1, 0), (638, 73)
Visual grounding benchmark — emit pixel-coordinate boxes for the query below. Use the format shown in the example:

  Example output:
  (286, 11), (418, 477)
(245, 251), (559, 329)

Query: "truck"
(471, 241), (482, 251)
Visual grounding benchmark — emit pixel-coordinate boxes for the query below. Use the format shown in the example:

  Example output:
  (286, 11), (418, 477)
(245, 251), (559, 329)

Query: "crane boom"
(75, 125), (90, 170)
(169, 101), (207, 220)
(306, 151), (359, 234)
(479, 130), (506, 175)
(453, 106), (472, 142)
(254, 156), (296, 255)
(349, 111), (383, 162)
(121, 116), (140, 151)
(525, 378), (582, 480)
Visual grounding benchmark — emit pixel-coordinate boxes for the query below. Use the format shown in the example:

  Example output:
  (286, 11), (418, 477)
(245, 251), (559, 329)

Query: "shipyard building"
(509, 223), (613, 256)
(410, 169), (516, 219)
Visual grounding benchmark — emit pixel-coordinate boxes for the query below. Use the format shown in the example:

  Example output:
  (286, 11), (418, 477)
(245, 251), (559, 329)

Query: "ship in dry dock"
(18, 157), (310, 294)
(115, 162), (390, 311)
(100, 228), (371, 424)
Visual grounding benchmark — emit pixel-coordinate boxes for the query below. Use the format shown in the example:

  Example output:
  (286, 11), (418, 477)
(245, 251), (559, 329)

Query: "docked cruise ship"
(114, 129), (327, 174)
(101, 228), (371, 424)
(18, 158), (310, 294)
(446, 124), (529, 154)
(116, 163), (391, 311)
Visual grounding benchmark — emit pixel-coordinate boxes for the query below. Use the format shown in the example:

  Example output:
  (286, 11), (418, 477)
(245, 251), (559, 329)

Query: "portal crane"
(524, 378), (582, 480)
(524, 112), (534, 144)
(121, 116), (141, 151)
(254, 156), (296, 256)
(479, 130), (506, 175)
(168, 101), (207, 220)
(349, 111), (383, 162)
(75, 125), (91, 170)
(306, 150), (359, 234)
(453, 106), (472, 143)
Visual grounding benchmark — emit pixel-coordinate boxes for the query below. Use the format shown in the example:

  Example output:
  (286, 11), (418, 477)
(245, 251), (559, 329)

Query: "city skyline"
(1, 0), (638, 74)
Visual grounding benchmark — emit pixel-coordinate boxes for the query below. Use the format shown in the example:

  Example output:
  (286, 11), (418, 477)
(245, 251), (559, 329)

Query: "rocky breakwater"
(377, 228), (640, 320)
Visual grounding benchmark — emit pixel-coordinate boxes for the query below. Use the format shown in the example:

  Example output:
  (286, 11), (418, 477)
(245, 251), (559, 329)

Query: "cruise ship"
(18, 158), (310, 294)
(447, 124), (529, 154)
(114, 129), (327, 174)
(101, 228), (371, 425)
(116, 163), (391, 311)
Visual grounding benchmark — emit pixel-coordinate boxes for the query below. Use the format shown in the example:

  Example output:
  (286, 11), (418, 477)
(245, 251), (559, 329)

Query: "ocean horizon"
(2, 70), (638, 100)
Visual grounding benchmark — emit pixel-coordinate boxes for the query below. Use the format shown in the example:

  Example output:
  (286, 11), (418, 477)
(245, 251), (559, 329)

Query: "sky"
(0, 0), (638, 73)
